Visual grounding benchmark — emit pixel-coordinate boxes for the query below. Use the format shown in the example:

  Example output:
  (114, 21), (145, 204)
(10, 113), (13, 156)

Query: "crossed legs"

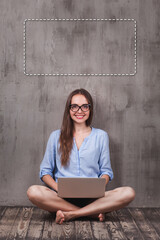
(27, 185), (135, 224)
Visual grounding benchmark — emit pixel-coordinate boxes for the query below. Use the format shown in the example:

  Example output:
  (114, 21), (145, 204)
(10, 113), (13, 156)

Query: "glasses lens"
(81, 104), (90, 112)
(70, 104), (79, 112)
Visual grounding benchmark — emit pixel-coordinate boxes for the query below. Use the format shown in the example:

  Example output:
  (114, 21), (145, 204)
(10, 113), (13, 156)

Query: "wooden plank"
(75, 220), (94, 240)
(104, 211), (128, 240)
(0, 207), (19, 239)
(16, 207), (33, 239)
(116, 208), (144, 240)
(25, 207), (46, 240)
(42, 213), (74, 240)
(50, 220), (75, 240)
(155, 208), (160, 217)
(91, 221), (110, 240)
(61, 221), (76, 240)
(7, 208), (24, 240)
(41, 213), (55, 240)
(129, 208), (160, 240)
(0, 207), (6, 220)
(142, 208), (160, 237)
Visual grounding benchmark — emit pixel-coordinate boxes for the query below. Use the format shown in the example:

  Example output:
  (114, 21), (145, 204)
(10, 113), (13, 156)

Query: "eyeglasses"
(70, 104), (91, 112)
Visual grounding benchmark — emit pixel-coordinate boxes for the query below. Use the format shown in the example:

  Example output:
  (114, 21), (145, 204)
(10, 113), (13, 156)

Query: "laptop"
(57, 177), (106, 198)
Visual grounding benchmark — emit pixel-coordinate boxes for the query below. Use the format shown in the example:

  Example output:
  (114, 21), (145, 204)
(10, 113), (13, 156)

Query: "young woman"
(27, 88), (135, 224)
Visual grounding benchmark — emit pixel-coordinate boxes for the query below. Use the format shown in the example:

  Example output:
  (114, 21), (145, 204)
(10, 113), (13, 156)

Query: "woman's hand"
(42, 175), (58, 192)
(101, 174), (110, 186)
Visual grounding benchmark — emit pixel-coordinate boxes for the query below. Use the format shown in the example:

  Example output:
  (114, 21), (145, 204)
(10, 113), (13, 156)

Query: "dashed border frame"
(23, 18), (137, 76)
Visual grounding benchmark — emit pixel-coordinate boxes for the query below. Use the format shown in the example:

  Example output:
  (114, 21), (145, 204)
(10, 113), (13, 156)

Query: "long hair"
(59, 88), (93, 166)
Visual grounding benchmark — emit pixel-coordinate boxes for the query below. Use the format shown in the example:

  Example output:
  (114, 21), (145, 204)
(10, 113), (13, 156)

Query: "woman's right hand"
(42, 174), (58, 192)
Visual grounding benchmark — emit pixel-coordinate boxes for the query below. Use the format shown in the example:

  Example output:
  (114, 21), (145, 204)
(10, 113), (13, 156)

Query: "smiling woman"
(27, 88), (135, 224)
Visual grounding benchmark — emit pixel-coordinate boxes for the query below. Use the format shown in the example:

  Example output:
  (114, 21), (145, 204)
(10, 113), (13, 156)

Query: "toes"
(59, 219), (64, 224)
(98, 213), (105, 222)
(60, 218), (64, 224)
(56, 210), (65, 224)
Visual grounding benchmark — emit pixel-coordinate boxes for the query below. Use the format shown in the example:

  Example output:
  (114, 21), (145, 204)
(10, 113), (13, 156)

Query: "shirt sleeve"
(39, 132), (55, 182)
(98, 132), (114, 181)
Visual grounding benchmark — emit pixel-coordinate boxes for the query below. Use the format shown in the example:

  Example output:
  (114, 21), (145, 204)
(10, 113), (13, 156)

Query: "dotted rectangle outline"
(23, 18), (137, 76)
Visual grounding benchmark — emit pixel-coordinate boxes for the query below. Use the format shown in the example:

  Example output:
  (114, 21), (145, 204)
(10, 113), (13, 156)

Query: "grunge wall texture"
(0, 0), (160, 206)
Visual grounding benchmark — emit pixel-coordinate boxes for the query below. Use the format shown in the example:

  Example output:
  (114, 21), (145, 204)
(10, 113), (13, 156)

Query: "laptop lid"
(57, 177), (106, 198)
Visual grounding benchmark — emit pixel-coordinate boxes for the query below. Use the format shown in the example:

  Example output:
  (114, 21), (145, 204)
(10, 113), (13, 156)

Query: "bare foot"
(56, 210), (65, 224)
(90, 213), (105, 221)
(55, 210), (105, 224)
(98, 213), (105, 222)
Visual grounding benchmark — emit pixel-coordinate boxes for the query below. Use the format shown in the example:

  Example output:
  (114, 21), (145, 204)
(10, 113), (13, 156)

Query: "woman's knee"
(122, 186), (136, 203)
(27, 185), (41, 202)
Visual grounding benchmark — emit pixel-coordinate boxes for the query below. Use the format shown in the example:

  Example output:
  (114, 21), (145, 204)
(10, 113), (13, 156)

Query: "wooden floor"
(0, 207), (160, 240)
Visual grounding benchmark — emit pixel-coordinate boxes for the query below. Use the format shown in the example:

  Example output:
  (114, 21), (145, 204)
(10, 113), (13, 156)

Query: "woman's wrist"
(42, 175), (58, 191)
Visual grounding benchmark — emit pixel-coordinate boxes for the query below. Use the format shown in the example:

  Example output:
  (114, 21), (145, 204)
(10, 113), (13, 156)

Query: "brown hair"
(59, 88), (93, 166)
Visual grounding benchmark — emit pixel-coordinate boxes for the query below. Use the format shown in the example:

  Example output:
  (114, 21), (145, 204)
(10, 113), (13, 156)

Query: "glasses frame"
(70, 104), (91, 112)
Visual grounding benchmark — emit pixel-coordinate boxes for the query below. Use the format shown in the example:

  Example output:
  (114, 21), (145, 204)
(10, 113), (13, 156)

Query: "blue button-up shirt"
(39, 127), (113, 182)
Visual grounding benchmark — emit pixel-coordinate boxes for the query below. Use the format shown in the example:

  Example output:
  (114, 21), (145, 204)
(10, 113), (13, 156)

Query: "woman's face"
(70, 94), (90, 125)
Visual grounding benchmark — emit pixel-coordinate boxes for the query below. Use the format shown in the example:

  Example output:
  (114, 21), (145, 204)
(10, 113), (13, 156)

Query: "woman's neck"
(73, 123), (91, 134)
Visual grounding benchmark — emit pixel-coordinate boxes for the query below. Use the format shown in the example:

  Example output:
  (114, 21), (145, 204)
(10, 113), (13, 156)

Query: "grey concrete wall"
(0, 0), (160, 206)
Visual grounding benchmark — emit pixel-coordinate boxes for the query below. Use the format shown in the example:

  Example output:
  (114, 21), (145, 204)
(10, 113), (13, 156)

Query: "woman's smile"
(74, 114), (85, 119)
